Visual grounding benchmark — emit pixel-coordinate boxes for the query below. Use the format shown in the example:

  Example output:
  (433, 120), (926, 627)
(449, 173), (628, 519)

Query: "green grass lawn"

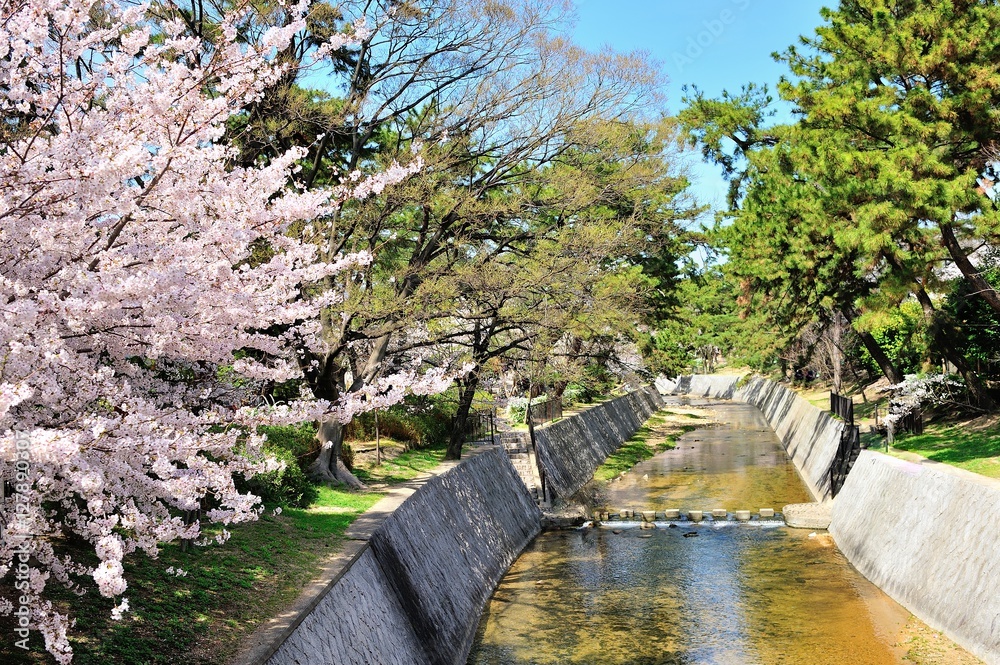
(593, 411), (703, 482)
(891, 423), (1000, 478)
(352, 441), (448, 485)
(1, 444), (450, 665)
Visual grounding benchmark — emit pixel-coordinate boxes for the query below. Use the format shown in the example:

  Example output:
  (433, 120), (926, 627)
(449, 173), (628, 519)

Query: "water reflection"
(468, 399), (911, 665)
(601, 400), (812, 511)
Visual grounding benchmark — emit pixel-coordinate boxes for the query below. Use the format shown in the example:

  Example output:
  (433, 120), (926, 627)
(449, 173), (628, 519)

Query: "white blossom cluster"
(881, 373), (965, 431)
(0, 1), (429, 661)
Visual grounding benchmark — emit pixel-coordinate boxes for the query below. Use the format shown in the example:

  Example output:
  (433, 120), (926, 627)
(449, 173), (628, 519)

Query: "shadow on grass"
(0, 488), (382, 665)
(352, 442), (448, 485)
(894, 426), (1000, 468)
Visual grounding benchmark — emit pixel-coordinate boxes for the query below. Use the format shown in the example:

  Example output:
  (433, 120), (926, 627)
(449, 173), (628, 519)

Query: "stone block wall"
(533, 386), (664, 500)
(831, 452), (1000, 665)
(266, 447), (541, 665)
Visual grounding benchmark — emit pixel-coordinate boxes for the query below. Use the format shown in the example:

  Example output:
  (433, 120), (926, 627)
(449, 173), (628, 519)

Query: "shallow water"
(468, 398), (912, 665)
(599, 400), (812, 512)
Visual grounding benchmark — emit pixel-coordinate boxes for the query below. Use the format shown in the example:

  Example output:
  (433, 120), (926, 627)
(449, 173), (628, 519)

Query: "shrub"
(564, 383), (591, 404)
(340, 441), (355, 470)
(344, 393), (456, 448)
(258, 422), (318, 467)
(507, 396), (529, 424)
(238, 445), (318, 508)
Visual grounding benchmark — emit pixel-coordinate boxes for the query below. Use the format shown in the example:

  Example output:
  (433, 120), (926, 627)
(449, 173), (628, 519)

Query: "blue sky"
(571, 0), (831, 209)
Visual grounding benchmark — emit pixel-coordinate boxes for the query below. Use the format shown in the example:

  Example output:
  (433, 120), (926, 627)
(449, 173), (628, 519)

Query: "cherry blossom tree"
(0, 1), (437, 661)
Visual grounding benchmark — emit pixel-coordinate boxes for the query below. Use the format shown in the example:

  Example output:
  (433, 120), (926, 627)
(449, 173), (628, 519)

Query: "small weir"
(467, 397), (920, 665)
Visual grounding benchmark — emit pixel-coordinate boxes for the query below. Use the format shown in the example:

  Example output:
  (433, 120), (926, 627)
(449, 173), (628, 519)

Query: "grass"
(352, 441), (449, 486)
(854, 395), (889, 422)
(890, 422), (1000, 478)
(1, 442), (450, 665)
(592, 410), (705, 482)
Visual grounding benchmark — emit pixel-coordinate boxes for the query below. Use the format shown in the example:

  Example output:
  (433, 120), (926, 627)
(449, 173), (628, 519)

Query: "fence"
(830, 392), (854, 424)
(894, 412), (924, 436)
(830, 424), (861, 497)
(461, 411), (496, 444)
(527, 397), (563, 427)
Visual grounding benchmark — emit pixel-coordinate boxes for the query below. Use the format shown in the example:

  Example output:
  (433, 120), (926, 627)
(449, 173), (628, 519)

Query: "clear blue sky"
(571, 0), (831, 209)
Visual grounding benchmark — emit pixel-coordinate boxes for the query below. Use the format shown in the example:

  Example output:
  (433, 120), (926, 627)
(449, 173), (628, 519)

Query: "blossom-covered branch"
(0, 1), (423, 661)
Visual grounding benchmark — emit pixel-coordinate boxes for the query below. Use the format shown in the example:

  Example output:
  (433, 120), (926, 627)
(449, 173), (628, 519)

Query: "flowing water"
(467, 398), (916, 665)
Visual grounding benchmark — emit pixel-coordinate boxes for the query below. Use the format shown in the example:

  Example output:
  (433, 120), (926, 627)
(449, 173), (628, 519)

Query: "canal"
(467, 397), (923, 665)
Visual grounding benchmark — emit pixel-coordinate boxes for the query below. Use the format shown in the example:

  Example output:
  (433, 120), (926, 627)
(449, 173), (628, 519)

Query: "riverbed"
(467, 398), (976, 665)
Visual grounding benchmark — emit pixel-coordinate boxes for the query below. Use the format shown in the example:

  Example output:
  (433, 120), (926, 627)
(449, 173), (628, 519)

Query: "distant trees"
(674, 0), (1000, 407)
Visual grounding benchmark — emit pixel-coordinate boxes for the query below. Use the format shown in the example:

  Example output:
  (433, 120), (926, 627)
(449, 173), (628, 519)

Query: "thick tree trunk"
(909, 276), (995, 409)
(308, 419), (367, 489)
(927, 319), (996, 410)
(447, 371), (480, 461)
(857, 331), (904, 384)
(940, 223), (1000, 315)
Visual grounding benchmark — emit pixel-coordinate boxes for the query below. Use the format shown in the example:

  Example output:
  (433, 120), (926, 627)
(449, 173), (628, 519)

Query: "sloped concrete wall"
(533, 386), (664, 500)
(735, 378), (843, 502)
(670, 374), (739, 399)
(267, 447), (541, 665)
(666, 375), (843, 501)
(831, 452), (1000, 665)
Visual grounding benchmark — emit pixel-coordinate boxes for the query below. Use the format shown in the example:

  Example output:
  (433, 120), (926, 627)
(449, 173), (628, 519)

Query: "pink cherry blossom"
(0, 1), (431, 661)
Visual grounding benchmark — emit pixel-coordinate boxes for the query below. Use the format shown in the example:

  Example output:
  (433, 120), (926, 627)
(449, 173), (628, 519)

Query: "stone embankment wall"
(831, 453), (1000, 665)
(664, 375), (843, 501)
(266, 447), (541, 665)
(533, 386), (664, 500)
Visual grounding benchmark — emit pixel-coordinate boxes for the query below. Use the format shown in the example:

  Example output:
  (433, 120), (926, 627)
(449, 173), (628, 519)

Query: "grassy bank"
(2, 443), (448, 665)
(593, 408), (707, 482)
(890, 419), (1000, 479)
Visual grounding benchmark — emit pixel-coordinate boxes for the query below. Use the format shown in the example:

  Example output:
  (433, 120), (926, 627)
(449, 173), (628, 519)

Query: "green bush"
(563, 383), (591, 404)
(238, 445), (318, 508)
(258, 423), (317, 467)
(344, 393), (456, 448)
(854, 302), (925, 377)
(507, 397), (529, 424)
(340, 441), (355, 470)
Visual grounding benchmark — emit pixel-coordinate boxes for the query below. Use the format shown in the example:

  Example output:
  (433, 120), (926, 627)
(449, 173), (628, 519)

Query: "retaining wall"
(266, 447), (541, 665)
(665, 375), (843, 501)
(830, 452), (1000, 665)
(533, 386), (664, 500)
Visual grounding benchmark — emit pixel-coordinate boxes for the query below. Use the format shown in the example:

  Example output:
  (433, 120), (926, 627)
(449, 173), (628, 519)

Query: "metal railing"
(830, 392), (854, 424)
(461, 411), (496, 444)
(527, 397), (563, 427)
(830, 424), (861, 497)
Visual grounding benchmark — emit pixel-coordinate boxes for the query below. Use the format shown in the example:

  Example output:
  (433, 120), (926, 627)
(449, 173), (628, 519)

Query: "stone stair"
(497, 430), (544, 505)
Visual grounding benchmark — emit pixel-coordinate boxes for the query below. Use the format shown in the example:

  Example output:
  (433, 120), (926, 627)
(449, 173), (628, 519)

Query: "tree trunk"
(308, 419), (367, 489)
(908, 275), (995, 409)
(829, 313), (843, 394)
(928, 318), (996, 410)
(857, 331), (904, 384)
(447, 371), (480, 461)
(940, 223), (1000, 315)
